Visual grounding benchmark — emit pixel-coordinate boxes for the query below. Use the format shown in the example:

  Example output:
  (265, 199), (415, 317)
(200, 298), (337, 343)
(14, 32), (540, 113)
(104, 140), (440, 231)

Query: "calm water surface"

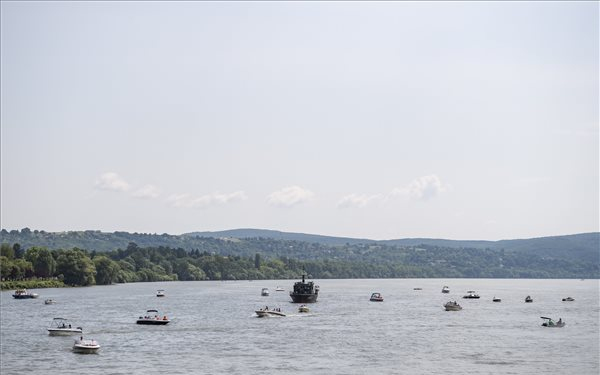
(1, 279), (598, 375)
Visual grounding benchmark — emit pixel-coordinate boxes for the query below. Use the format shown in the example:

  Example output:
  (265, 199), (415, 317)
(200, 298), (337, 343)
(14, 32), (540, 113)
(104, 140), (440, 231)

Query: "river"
(1, 278), (598, 374)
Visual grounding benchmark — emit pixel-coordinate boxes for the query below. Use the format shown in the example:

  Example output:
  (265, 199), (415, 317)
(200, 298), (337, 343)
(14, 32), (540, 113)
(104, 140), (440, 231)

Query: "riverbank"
(0, 279), (65, 290)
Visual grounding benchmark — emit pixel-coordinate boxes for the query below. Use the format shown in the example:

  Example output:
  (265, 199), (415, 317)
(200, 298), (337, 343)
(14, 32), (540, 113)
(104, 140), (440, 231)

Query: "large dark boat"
(290, 273), (319, 303)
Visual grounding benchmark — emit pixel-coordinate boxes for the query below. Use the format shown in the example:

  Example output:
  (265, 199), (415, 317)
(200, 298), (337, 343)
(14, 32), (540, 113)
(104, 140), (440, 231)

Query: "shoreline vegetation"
(1, 279), (65, 290)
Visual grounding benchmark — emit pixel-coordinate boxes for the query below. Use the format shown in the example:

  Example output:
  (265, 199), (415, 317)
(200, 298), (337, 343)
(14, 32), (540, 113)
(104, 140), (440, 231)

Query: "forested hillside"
(1, 228), (597, 263)
(1, 228), (598, 283)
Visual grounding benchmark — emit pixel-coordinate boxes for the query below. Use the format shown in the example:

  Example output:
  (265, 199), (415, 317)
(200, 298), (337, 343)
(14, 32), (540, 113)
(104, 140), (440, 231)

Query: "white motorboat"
(370, 292), (384, 302)
(462, 291), (480, 299)
(298, 305), (310, 313)
(156, 289), (165, 297)
(47, 318), (83, 336)
(444, 301), (462, 311)
(73, 337), (100, 354)
(261, 288), (270, 296)
(12, 289), (39, 299)
(562, 297), (574, 302)
(525, 295), (533, 303)
(275, 286), (284, 292)
(255, 307), (286, 317)
(44, 299), (56, 305)
(441, 286), (450, 293)
(492, 297), (501, 302)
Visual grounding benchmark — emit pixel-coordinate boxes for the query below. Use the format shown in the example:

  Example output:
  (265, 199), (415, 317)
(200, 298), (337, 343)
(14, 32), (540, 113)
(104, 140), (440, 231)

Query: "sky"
(1, 1), (598, 241)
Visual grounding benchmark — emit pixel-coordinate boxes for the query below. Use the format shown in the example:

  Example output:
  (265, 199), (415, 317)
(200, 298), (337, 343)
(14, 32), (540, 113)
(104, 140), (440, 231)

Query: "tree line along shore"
(1, 235), (598, 290)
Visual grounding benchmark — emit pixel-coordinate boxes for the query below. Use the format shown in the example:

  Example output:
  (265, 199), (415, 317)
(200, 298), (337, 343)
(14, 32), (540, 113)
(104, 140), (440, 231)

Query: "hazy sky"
(1, 1), (598, 240)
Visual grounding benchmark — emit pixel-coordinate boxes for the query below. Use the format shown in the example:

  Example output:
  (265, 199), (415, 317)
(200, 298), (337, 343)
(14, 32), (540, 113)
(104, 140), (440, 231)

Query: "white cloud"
(337, 193), (382, 209)
(95, 172), (130, 192)
(213, 191), (247, 204)
(267, 186), (314, 207)
(390, 174), (448, 201)
(167, 191), (247, 209)
(167, 193), (192, 208)
(132, 185), (161, 199)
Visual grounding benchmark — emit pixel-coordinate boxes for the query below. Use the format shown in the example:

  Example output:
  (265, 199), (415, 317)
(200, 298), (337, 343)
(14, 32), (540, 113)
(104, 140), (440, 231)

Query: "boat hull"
(542, 323), (565, 328)
(136, 319), (170, 325)
(73, 344), (100, 354)
(255, 310), (286, 317)
(13, 294), (38, 299)
(48, 329), (83, 336)
(290, 293), (318, 303)
(445, 306), (462, 311)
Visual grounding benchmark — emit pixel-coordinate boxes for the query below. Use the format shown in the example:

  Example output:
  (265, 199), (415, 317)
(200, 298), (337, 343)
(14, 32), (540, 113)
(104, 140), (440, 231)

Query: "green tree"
(25, 247), (56, 278)
(56, 249), (96, 286)
(1, 243), (14, 259)
(9, 258), (34, 279)
(13, 243), (24, 259)
(93, 256), (120, 285)
(254, 253), (261, 269)
(0, 256), (13, 278)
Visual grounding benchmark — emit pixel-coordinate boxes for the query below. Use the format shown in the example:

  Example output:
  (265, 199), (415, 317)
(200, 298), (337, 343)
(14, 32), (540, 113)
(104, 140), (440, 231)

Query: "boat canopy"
(147, 309), (159, 313)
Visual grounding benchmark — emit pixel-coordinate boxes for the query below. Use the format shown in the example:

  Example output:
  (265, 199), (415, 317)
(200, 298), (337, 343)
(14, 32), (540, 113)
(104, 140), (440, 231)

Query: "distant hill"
(1, 228), (598, 265)
(185, 228), (375, 246)
(381, 233), (600, 263)
(187, 229), (599, 263)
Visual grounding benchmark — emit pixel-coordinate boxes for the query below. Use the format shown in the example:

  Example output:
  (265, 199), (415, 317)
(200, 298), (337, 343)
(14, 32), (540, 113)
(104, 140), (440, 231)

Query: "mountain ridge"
(1, 228), (598, 263)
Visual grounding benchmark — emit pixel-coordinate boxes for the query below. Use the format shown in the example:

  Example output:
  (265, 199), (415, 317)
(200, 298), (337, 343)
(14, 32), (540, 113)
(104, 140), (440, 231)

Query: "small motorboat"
(156, 289), (165, 297)
(298, 305), (310, 313)
(44, 299), (56, 305)
(441, 286), (450, 293)
(73, 337), (100, 354)
(541, 317), (565, 328)
(261, 288), (270, 296)
(492, 297), (501, 302)
(525, 296), (533, 303)
(413, 287), (422, 291)
(12, 289), (38, 299)
(275, 286), (284, 292)
(562, 297), (575, 302)
(370, 292), (384, 302)
(255, 307), (286, 317)
(444, 301), (462, 311)
(136, 309), (170, 325)
(48, 318), (83, 336)
(462, 291), (480, 299)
